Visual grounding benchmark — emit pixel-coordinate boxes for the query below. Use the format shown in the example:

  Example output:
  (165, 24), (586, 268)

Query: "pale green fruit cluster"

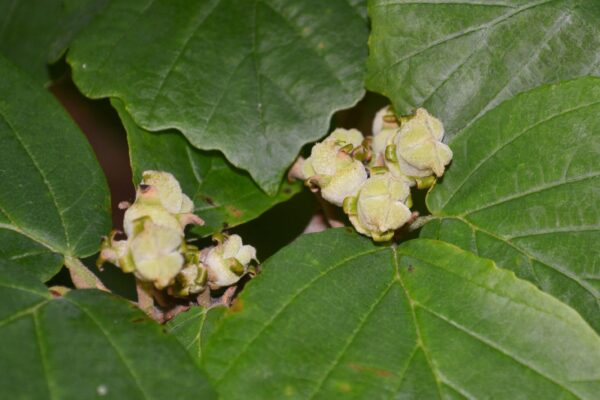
(374, 108), (453, 185)
(345, 171), (412, 242)
(98, 171), (257, 295)
(301, 128), (368, 206)
(203, 234), (257, 288)
(301, 107), (452, 241)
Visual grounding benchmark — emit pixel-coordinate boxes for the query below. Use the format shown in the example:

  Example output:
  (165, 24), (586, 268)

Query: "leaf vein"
(64, 297), (151, 400)
(380, 0), (557, 74)
(438, 99), (600, 210)
(393, 247), (444, 399)
(146, 0), (221, 121)
(307, 278), (397, 398)
(417, 303), (580, 398)
(463, 173), (599, 216)
(33, 310), (57, 400)
(0, 111), (71, 253)
(460, 8), (574, 132)
(213, 246), (385, 383)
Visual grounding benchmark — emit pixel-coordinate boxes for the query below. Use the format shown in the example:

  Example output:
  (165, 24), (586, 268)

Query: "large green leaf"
(423, 77), (600, 332)
(67, 0), (368, 194)
(201, 229), (600, 399)
(114, 99), (301, 236)
(366, 0), (600, 139)
(0, 0), (107, 83)
(0, 263), (215, 399)
(0, 56), (110, 280)
(166, 305), (227, 367)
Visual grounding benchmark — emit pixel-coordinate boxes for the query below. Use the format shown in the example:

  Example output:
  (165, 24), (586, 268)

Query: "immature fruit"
(345, 172), (412, 242)
(318, 158), (368, 206)
(123, 203), (183, 238)
(372, 105), (399, 136)
(98, 171), (207, 291)
(371, 127), (397, 167)
(141, 170), (194, 214)
(302, 129), (368, 206)
(301, 128), (364, 178)
(129, 221), (185, 289)
(173, 263), (208, 296)
(386, 108), (453, 178)
(329, 128), (364, 148)
(203, 234), (257, 288)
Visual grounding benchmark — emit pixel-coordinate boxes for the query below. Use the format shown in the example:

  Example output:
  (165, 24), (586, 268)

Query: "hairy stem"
(64, 256), (108, 291)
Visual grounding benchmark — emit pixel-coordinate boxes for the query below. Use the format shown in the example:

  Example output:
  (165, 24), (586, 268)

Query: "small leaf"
(425, 77), (600, 332)
(366, 0), (600, 139)
(202, 229), (600, 399)
(0, 263), (216, 399)
(0, 56), (111, 280)
(166, 305), (227, 366)
(0, 0), (108, 83)
(68, 0), (368, 193)
(114, 99), (302, 236)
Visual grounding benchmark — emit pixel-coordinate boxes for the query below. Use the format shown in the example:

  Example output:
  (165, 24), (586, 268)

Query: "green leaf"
(0, 0), (107, 83)
(0, 56), (111, 280)
(202, 229), (600, 399)
(67, 0), (368, 194)
(0, 264), (216, 399)
(424, 77), (600, 332)
(366, 0), (600, 139)
(114, 99), (301, 236)
(166, 305), (227, 367)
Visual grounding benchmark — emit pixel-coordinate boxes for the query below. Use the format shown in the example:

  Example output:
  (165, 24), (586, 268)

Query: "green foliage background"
(0, 0), (598, 398)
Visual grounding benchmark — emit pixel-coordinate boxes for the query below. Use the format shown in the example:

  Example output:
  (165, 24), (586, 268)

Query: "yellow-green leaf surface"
(0, 0), (107, 83)
(114, 100), (301, 236)
(202, 229), (600, 399)
(166, 305), (227, 367)
(366, 0), (600, 139)
(0, 262), (216, 399)
(423, 78), (600, 332)
(0, 56), (110, 280)
(68, 0), (368, 194)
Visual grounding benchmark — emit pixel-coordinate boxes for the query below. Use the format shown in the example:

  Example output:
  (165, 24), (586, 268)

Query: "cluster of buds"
(297, 107), (452, 241)
(98, 171), (257, 296)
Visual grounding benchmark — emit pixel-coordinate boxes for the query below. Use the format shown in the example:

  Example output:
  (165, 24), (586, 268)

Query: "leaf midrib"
(213, 246), (386, 384)
(63, 297), (151, 400)
(398, 248), (584, 398)
(306, 276), (397, 399)
(460, 173), (599, 217)
(393, 246), (445, 399)
(376, 0), (559, 76)
(0, 293), (152, 400)
(430, 216), (599, 302)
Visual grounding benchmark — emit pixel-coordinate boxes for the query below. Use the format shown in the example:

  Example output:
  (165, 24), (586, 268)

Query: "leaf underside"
(201, 229), (600, 399)
(68, 0), (368, 194)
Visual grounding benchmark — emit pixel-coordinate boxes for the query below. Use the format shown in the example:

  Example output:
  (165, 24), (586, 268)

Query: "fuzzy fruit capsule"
(301, 128), (368, 206)
(387, 108), (453, 179)
(346, 173), (412, 241)
(203, 234), (258, 289)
